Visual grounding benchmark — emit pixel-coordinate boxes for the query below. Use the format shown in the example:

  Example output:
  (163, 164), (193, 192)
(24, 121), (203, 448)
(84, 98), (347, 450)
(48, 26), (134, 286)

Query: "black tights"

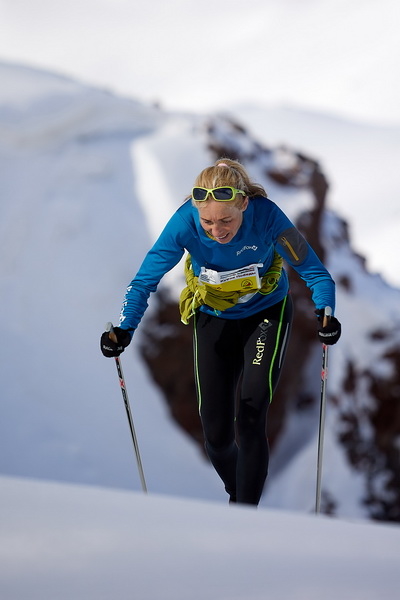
(193, 296), (293, 505)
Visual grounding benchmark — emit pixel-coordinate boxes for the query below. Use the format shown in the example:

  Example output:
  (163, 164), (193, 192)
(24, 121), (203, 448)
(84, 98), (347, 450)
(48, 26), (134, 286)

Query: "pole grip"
(105, 321), (118, 344)
(323, 306), (332, 328)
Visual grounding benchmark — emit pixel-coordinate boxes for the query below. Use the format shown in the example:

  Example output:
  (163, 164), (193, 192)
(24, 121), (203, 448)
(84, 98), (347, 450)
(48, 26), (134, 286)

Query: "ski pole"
(106, 322), (148, 493)
(315, 306), (331, 514)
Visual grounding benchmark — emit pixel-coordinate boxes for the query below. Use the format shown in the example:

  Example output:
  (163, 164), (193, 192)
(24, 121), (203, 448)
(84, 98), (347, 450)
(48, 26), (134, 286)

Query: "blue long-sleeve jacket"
(119, 196), (335, 331)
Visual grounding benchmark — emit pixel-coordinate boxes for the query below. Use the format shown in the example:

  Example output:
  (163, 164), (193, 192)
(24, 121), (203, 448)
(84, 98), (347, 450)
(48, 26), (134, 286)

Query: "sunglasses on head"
(192, 186), (246, 202)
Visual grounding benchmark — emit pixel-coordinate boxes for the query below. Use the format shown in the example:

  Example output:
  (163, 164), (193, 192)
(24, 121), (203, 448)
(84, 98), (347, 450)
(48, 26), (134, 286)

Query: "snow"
(0, 64), (161, 152)
(1, 57), (400, 599)
(0, 62), (226, 503)
(1, 58), (399, 502)
(1, 476), (400, 600)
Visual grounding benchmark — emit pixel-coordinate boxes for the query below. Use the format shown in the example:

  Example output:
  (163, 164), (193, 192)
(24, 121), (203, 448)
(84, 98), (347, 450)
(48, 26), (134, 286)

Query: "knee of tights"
(205, 440), (237, 460)
(237, 407), (268, 438)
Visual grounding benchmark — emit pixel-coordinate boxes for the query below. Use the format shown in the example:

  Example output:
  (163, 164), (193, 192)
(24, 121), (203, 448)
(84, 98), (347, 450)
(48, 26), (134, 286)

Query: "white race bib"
(198, 263), (263, 293)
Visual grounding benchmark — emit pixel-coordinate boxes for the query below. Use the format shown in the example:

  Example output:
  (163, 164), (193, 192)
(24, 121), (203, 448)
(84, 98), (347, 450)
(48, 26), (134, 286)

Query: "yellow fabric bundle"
(179, 252), (283, 324)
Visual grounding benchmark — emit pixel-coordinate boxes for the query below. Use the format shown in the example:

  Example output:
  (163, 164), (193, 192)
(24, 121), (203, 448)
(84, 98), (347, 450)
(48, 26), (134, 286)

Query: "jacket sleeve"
(119, 212), (187, 331)
(270, 205), (336, 313)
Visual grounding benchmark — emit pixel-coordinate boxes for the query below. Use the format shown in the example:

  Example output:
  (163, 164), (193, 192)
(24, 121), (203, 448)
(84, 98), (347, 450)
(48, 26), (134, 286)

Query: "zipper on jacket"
(281, 236), (300, 262)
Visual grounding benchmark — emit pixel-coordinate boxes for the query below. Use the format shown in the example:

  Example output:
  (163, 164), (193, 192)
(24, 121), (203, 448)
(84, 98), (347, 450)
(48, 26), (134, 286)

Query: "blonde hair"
(190, 158), (267, 208)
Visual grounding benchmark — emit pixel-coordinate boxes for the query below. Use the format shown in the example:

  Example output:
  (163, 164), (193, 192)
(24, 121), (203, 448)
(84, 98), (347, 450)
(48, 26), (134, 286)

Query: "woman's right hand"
(100, 327), (133, 357)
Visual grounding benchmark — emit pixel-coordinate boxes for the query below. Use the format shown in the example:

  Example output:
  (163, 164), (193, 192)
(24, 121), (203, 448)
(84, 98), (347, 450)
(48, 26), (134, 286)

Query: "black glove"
(100, 327), (133, 357)
(316, 309), (341, 345)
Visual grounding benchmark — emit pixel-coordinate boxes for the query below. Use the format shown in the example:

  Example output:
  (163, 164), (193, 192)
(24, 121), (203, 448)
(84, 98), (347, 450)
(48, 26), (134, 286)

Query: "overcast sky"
(1, 0), (399, 126)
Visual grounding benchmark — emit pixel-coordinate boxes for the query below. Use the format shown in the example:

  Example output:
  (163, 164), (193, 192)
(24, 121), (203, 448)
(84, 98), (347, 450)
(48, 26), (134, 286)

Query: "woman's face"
(197, 198), (248, 244)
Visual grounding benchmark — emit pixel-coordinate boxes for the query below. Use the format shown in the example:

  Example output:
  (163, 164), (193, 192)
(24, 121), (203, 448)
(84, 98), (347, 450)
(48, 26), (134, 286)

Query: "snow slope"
(1, 61), (400, 520)
(0, 62), (223, 502)
(1, 476), (400, 600)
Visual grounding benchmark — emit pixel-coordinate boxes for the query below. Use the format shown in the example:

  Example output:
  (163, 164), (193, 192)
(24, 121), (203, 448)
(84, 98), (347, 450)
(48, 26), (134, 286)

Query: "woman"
(101, 158), (341, 506)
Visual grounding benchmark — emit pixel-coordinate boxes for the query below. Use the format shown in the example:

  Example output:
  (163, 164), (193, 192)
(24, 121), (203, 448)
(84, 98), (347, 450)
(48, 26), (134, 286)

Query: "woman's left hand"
(316, 310), (342, 345)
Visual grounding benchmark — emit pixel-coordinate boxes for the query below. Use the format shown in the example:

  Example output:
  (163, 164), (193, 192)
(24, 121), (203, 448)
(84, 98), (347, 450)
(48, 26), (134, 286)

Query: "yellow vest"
(179, 252), (283, 324)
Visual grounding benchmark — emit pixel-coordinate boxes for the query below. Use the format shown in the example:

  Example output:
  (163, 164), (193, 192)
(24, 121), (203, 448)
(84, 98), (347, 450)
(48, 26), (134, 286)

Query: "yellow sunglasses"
(192, 186), (245, 202)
